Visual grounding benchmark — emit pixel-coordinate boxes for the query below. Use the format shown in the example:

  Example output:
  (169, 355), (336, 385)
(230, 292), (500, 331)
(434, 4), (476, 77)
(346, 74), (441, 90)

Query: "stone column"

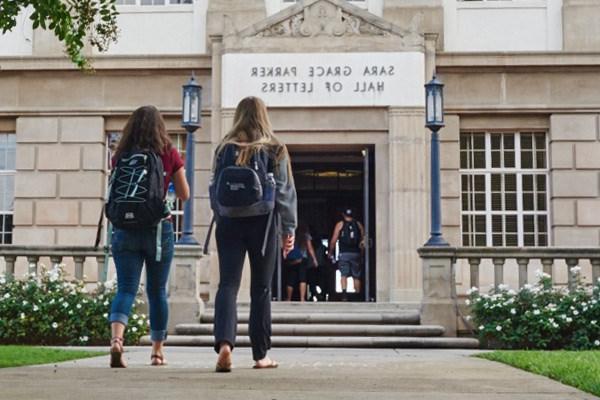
(388, 107), (429, 302)
(418, 247), (457, 337)
(168, 245), (204, 332)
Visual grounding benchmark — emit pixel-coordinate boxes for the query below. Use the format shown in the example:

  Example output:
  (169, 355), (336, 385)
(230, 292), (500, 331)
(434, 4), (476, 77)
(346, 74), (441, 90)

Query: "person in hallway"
(211, 96), (297, 372)
(284, 224), (319, 302)
(328, 208), (365, 301)
(108, 105), (190, 367)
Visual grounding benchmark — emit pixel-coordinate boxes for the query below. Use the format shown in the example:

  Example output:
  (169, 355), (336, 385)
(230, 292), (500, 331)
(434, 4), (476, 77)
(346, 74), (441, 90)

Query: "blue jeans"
(109, 220), (174, 342)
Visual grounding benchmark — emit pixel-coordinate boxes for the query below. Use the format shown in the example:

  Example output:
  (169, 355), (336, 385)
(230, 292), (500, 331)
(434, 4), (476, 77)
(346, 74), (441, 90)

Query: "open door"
(363, 147), (370, 302)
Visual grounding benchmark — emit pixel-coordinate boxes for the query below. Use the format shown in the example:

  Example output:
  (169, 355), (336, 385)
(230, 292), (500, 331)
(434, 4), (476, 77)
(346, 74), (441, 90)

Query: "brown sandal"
(110, 337), (127, 368)
(151, 354), (167, 366)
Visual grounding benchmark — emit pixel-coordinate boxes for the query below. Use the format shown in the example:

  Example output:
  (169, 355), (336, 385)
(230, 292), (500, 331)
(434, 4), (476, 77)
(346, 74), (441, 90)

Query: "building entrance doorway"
(273, 145), (376, 302)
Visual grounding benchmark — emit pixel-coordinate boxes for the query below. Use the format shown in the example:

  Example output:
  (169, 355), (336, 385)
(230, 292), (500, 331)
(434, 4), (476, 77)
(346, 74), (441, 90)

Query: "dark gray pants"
(214, 214), (276, 361)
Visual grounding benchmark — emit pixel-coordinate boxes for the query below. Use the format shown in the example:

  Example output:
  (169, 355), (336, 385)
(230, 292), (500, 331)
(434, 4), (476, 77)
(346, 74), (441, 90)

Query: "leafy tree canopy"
(0, 0), (119, 70)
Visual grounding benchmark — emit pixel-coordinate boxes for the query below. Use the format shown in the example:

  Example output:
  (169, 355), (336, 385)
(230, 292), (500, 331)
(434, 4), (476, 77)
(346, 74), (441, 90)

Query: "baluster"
(50, 255), (63, 270)
(96, 255), (107, 283)
(566, 258), (579, 292)
(492, 258), (505, 289)
(27, 256), (39, 276)
(4, 255), (16, 280)
(541, 258), (554, 284)
(74, 256), (85, 281)
(517, 258), (529, 289)
(591, 259), (600, 287)
(468, 258), (480, 290)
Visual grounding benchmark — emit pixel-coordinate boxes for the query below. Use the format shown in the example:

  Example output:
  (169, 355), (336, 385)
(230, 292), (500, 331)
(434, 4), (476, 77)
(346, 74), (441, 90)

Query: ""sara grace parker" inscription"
(250, 64), (395, 94)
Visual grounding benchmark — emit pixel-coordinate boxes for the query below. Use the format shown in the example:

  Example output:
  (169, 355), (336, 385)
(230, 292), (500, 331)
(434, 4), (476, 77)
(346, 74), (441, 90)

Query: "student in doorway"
(108, 105), (190, 367)
(328, 208), (365, 301)
(284, 224), (319, 302)
(211, 96), (297, 372)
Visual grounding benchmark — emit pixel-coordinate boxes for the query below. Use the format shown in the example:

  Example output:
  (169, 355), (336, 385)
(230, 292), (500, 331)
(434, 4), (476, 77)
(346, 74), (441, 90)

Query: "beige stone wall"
(550, 114), (600, 247)
(13, 117), (106, 247)
(563, 0), (600, 52)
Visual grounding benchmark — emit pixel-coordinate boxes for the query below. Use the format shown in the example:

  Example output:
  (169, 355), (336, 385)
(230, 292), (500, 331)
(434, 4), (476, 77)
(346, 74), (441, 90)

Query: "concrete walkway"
(0, 347), (596, 400)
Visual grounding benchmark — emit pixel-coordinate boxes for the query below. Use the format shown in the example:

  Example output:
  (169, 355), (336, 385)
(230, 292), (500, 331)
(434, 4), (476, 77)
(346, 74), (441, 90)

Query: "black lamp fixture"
(425, 75), (444, 132)
(181, 73), (202, 131)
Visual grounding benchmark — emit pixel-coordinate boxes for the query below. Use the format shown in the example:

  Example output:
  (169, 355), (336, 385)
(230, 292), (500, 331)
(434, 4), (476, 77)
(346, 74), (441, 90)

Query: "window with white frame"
(460, 131), (549, 247)
(105, 132), (185, 241)
(0, 133), (15, 244)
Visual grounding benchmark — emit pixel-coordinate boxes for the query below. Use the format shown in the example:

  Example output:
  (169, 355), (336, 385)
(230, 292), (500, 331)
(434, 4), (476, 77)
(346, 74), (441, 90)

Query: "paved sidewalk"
(0, 347), (596, 400)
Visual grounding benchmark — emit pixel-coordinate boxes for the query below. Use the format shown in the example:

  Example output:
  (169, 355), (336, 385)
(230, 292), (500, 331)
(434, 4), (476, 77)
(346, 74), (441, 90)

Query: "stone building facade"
(1, 0), (600, 304)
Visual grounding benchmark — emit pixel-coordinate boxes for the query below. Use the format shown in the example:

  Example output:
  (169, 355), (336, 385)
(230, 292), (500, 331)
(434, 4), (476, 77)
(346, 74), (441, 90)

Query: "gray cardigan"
(274, 154), (298, 236)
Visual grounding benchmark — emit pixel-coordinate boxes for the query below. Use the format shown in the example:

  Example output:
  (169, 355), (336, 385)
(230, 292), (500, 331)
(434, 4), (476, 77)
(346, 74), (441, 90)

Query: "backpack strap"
(94, 204), (104, 249)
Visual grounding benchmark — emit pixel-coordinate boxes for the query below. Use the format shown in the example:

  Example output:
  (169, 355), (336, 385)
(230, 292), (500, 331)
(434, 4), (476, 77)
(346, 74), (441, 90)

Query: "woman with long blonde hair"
(211, 96), (297, 372)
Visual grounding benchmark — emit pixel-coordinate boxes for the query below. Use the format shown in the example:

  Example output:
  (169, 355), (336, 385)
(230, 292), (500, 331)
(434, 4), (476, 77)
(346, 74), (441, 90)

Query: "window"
(0, 133), (15, 244)
(460, 131), (548, 247)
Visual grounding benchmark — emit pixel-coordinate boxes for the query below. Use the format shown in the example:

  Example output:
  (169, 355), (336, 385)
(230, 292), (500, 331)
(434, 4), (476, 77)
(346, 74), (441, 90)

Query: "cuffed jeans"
(214, 214), (276, 361)
(109, 220), (174, 342)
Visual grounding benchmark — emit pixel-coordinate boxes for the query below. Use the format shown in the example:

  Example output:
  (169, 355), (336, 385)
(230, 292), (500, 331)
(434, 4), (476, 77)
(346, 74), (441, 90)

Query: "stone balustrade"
(418, 247), (600, 338)
(0, 244), (204, 332)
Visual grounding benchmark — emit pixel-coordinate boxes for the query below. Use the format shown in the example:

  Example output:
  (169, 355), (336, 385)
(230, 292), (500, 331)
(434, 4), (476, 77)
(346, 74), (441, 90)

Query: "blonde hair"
(214, 96), (291, 175)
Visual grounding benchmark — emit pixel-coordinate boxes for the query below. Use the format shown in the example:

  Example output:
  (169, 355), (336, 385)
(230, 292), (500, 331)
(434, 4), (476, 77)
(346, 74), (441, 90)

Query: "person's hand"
(282, 234), (294, 258)
(312, 258), (319, 269)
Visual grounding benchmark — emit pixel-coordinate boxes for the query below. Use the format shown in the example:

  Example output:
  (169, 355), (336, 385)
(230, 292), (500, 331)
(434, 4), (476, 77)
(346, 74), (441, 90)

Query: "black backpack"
(209, 144), (275, 218)
(105, 150), (168, 229)
(339, 220), (360, 249)
(204, 144), (276, 256)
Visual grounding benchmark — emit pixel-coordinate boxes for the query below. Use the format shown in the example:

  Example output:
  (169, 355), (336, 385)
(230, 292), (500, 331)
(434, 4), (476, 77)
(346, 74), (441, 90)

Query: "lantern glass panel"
(434, 88), (443, 123)
(426, 89), (435, 124)
(190, 92), (199, 124)
(183, 91), (191, 124)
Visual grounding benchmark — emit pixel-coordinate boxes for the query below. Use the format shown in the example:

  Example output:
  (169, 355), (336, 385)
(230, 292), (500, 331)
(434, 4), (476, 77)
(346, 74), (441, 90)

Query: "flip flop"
(151, 354), (167, 366)
(215, 362), (232, 373)
(253, 360), (279, 369)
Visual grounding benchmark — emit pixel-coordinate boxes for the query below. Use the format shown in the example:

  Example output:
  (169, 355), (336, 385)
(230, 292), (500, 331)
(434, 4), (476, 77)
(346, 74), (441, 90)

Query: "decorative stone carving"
(258, 1), (389, 38)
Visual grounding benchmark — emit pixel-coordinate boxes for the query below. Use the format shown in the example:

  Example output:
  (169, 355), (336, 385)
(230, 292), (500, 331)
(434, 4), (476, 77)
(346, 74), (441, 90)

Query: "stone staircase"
(143, 302), (479, 348)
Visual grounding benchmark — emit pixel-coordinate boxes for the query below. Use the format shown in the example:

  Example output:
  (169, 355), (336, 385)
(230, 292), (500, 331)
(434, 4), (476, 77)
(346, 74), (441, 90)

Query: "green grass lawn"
(477, 351), (600, 397)
(0, 346), (105, 368)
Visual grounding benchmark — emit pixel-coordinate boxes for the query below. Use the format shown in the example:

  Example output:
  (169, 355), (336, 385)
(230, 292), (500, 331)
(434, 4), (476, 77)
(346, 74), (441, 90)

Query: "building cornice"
(437, 52), (600, 71)
(0, 55), (212, 72)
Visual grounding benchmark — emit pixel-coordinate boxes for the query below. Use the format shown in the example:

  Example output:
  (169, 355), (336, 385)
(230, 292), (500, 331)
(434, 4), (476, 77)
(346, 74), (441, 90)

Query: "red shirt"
(111, 147), (184, 196)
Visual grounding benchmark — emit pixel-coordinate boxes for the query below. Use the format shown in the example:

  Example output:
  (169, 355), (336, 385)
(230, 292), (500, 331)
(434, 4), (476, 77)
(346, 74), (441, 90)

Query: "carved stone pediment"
(239, 0), (417, 40)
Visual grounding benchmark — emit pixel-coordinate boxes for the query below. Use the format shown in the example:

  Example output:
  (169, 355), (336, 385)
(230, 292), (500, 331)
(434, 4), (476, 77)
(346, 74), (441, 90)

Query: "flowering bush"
(468, 268), (600, 350)
(0, 266), (148, 345)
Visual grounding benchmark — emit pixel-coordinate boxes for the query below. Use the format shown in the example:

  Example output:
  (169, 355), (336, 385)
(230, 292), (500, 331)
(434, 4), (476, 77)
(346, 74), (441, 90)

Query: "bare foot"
(215, 344), (232, 372)
(253, 356), (278, 369)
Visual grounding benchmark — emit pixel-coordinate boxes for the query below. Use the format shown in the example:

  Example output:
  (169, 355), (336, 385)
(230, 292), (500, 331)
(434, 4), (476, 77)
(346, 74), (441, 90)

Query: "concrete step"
(175, 323), (445, 337)
(141, 335), (479, 349)
(205, 302), (420, 313)
(199, 311), (420, 325)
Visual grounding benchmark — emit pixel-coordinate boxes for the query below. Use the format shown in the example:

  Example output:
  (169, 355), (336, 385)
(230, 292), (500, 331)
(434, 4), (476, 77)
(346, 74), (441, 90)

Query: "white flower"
(76, 304), (82, 309)
(3, 293), (9, 299)
(510, 308), (516, 315)
(466, 287), (479, 295)
(131, 327), (138, 333)
(508, 289), (516, 296)
(62, 302), (69, 308)
(478, 325), (485, 331)
(0, 276), (5, 285)
(79, 336), (89, 342)
(496, 326), (502, 331)
(132, 314), (139, 320)
(52, 322), (58, 329)
(533, 309), (541, 316)
(98, 295), (104, 301)
(104, 280), (115, 290)
(80, 287), (88, 294)
(33, 305), (39, 312)
(523, 284), (533, 291)
(49, 299), (55, 304)
(22, 300), (28, 306)
(68, 310), (73, 315)
(465, 299), (471, 306)
(552, 322), (559, 328)
(566, 317), (573, 323)
(103, 313), (108, 318)
(561, 314), (567, 320)
(498, 284), (509, 291)
(20, 313), (25, 319)
(592, 320), (597, 325)
(595, 340), (600, 346)
(137, 319), (144, 325)
(573, 310), (579, 316)
(103, 301), (109, 306)
(570, 266), (582, 275)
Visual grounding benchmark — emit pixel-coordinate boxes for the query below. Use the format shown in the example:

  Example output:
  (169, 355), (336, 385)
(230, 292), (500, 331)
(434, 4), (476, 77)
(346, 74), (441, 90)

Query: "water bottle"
(166, 182), (176, 211)
(264, 172), (275, 202)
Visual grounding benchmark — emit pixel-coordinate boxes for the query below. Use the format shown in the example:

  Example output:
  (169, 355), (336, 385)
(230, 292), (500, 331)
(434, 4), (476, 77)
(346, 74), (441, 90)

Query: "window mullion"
(515, 133), (524, 247)
(485, 133), (492, 247)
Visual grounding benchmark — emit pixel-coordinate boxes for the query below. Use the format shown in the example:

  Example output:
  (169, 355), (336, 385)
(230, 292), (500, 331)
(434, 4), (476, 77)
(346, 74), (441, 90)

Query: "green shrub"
(0, 266), (148, 345)
(468, 268), (600, 350)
